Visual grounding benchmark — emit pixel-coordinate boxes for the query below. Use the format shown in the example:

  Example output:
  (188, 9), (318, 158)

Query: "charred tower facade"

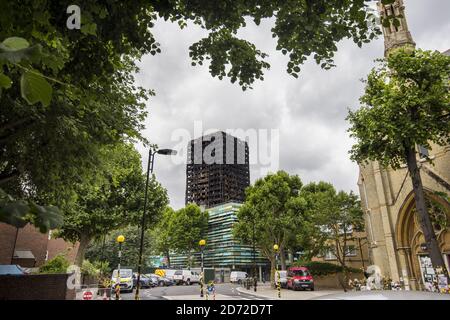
(185, 132), (250, 208)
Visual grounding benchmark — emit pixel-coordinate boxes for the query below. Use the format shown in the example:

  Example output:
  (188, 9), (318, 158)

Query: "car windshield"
(291, 270), (310, 277)
(113, 270), (132, 278)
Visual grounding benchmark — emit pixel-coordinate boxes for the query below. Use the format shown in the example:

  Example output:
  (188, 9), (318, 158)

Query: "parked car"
(287, 267), (314, 291)
(230, 271), (248, 284)
(148, 274), (174, 287)
(111, 269), (134, 293)
(275, 270), (288, 288)
(132, 273), (154, 288)
(173, 270), (200, 285)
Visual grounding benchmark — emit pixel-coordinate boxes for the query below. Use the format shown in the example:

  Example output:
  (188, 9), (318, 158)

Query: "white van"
(173, 270), (200, 285)
(160, 269), (177, 280)
(230, 271), (248, 284)
(111, 268), (133, 293)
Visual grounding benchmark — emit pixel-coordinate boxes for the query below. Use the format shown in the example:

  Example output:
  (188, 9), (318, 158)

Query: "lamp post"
(135, 148), (177, 300)
(273, 244), (281, 299)
(199, 239), (206, 298)
(252, 219), (257, 292)
(115, 235), (125, 300)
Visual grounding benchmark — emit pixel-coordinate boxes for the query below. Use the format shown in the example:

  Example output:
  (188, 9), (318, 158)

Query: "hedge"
(292, 261), (362, 277)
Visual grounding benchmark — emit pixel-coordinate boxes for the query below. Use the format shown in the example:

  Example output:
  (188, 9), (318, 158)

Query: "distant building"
(311, 231), (370, 270)
(169, 203), (271, 281)
(185, 131), (250, 208)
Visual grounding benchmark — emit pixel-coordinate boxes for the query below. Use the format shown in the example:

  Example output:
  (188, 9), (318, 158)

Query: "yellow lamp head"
(199, 239), (206, 247)
(117, 235), (125, 243)
(273, 244), (279, 252)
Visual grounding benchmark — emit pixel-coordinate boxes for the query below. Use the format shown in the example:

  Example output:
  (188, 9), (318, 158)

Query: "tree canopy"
(57, 142), (168, 265)
(347, 48), (450, 169)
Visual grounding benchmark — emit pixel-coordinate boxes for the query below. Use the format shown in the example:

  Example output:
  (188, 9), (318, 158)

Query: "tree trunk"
(166, 250), (171, 268)
(405, 145), (449, 281)
(74, 234), (91, 267)
(280, 247), (287, 270)
(270, 257), (276, 288)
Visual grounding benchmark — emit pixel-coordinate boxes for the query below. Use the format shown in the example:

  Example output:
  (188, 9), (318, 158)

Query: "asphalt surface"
(119, 283), (270, 300)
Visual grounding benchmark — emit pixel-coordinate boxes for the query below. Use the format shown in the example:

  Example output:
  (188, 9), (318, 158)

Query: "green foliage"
(39, 254), (70, 274)
(151, 207), (177, 261)
(85, 225), (155, 272)
(292, 261), (362, 277)
(81, 259), (100, 277)
(170, 204), (209, 256)
(0, 188), (63, 232)
(58, 143), (168, 265)
(300, 182), (364, 265)
(347, 49), (450, 169)
(234, 171), (305, 263)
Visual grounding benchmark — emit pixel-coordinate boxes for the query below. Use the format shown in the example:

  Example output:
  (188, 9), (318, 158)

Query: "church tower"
(377, 0), (416, 56)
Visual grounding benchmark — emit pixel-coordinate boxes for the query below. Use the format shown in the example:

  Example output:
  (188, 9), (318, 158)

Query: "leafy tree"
(85, 225), (155, 273)
(347, 48), (450, 279)
(58, 143), (168, 266)
(301, 182), (364, 291)
(151, 207), (177, 268)
(234, 171), (304, 282)
(170, 204), (208, 268)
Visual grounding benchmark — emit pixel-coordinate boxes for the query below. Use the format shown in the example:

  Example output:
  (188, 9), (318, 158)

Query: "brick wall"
(14, 224), (49, 266)
(0, 222), (79, 267)
(47, 237), (79, 264)
(0, 223), (18, 264)
(0, 274), (75, 300)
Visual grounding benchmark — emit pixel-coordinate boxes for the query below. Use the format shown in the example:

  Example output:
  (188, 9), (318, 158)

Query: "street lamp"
(135, 147), (177, 300)
(252, 217), (257, 292)
(115, 235), (125, 300)
(199, 239), (206, 298)
(273, 244), (281, 298)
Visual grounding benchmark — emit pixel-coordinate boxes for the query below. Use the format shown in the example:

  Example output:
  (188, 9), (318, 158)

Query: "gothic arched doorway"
(396, 190), (450, 290)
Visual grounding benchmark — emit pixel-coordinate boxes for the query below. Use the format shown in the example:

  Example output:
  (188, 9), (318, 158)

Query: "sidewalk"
(236, 285), (340, 300)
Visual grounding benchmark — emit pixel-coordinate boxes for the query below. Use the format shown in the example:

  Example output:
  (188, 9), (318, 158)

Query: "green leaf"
(0, 73), (12, 89)
(0, 200), (29, 228)
(29, 203), (64, 233)
(1, 37), (29, 51)
(20, 71), (53, 107)
(0, 43), (42, 64)
(81, 23), (97, 36)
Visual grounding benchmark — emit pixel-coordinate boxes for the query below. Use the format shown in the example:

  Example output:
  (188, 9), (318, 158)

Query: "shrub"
(292, 261), (362, 277)
(81, 260), (100, 277)
(39, 254), (70, 274)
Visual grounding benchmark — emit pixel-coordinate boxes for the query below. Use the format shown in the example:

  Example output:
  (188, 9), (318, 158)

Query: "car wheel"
(186, 279), (191, 286)
(237, 280), (242, 285)
(159, 281), (164, 287)
(310, 287), (315, 291)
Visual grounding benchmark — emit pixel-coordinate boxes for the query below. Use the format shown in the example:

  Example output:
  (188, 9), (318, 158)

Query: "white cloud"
(134, 0), (450, 209)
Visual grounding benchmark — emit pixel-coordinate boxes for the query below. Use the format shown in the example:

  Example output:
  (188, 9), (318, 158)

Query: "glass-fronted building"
(170, 202), (270, 279)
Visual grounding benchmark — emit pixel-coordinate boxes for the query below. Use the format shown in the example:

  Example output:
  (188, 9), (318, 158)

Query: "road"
(119, 283), (270, 300)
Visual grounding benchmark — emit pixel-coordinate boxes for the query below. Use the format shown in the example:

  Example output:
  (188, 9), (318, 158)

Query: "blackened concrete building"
(185, 131), (250, 208)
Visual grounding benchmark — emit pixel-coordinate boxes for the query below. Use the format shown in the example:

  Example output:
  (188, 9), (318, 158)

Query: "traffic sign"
(83, 291), (93, 300)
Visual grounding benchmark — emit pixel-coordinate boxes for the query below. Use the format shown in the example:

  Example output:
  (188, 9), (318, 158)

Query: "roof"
(0, 265), (25, 275)
(443, 49), (450, 56)
(13, 250), (35, 260)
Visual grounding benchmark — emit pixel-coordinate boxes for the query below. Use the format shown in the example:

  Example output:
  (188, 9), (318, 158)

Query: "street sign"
(83, 291), (93, 300)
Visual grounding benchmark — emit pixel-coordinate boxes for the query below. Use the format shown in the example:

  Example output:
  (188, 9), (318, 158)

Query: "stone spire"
(377, 0), (416, 56)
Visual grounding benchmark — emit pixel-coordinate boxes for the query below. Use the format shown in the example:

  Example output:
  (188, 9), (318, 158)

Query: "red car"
(287, 267), (314, 291)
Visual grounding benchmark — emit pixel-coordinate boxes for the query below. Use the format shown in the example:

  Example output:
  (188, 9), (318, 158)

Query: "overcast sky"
(134, 0), (450, 210)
